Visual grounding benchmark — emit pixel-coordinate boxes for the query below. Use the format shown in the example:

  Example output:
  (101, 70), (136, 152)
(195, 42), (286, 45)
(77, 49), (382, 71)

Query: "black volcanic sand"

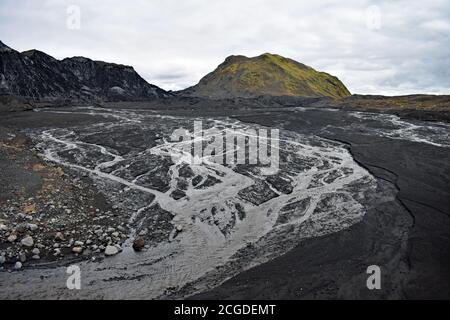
(1, 105), (449, 299)
(103, 96), (450, 123)
(191, 108), (450, 299)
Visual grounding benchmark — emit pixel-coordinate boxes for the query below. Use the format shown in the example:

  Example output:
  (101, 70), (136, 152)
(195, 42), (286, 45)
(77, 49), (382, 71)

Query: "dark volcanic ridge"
(0, 40), (169, 102)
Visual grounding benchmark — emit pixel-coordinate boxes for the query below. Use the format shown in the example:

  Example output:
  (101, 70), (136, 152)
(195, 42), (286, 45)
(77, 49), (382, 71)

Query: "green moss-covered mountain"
(182, 53), (351, 99)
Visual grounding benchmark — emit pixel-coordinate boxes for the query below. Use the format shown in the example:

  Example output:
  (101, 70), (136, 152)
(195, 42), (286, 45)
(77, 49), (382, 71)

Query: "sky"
(1, 0), (449, 95)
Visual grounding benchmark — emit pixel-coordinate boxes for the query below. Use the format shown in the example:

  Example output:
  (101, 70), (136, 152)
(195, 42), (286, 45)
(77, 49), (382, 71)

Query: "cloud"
(0, 0), (449, 95)
(421, 19), (450, 33)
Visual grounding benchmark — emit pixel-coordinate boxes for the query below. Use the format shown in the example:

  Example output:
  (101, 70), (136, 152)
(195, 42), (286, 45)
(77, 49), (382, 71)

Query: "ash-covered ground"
(0, 104), (449, 299)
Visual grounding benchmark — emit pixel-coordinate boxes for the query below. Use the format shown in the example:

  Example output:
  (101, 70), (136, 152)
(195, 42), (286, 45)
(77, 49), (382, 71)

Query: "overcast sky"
(1, 0), (449, 95)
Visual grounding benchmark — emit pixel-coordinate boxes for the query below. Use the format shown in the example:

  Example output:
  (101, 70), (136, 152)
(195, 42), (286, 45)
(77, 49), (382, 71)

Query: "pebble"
(0, 223), (7, 231)
(19, 253), (27, 263)
(16, 224), (28, 234)
(0, 255), (5, 264)
(21, 236), (34, 247)
(32, 248), (40, 255)
(104, 245), (119, 256)
(72, 247), (83, 254)
(14, 261), (22, 270)
(138, 229), (148, 236)
(74, 241), (84, 247)
(54, 232), (65, 241)
(7, 234), (17, 243)
(132, 237), (145, 251)
(32, 255), (40, 260)
(27, 223), (38, 231)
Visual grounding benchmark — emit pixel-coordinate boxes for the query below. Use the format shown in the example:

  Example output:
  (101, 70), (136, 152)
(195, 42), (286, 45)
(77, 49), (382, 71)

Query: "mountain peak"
(63, 56), (93, 63)
(183, 53), (351, 99)
(258, 52), (280, 58)
(222, 55), (248, 65)
(22, 49), (57, 61)
(0, 40), (14, 52)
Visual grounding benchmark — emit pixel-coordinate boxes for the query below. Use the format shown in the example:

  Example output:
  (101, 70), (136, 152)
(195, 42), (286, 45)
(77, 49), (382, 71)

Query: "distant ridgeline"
(181, 53), (351, 99)
(0, 40), (168, 102)
(1, 39), (351, 103)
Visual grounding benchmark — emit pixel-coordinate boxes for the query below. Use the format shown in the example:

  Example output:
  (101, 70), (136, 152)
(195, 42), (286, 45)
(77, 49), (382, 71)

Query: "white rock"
(21, 236), (34, 247)
(74, 241), (84, 247)
(7, 234), (17, 243)
(32, 248), (40, 255)
(0, 256), (5, 264)
(0, 224), (7, 231)
(27, 223), (38, 231)
(14, 261), (22, 270)
(54, 232), (65, 241)
(138, 229), (148, 236)
(104, 245), (119, 256)
(72, 247), (83, 254)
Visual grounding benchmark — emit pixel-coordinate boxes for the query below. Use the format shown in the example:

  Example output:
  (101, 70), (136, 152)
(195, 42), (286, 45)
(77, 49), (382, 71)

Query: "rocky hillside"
(181, 53), (351, 99)
(0, 41), (168, 102)
(0, 95), (34, 113)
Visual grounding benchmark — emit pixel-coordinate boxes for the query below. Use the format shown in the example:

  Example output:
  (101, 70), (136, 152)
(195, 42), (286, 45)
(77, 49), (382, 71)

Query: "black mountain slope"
(0, 40), (168, 102)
